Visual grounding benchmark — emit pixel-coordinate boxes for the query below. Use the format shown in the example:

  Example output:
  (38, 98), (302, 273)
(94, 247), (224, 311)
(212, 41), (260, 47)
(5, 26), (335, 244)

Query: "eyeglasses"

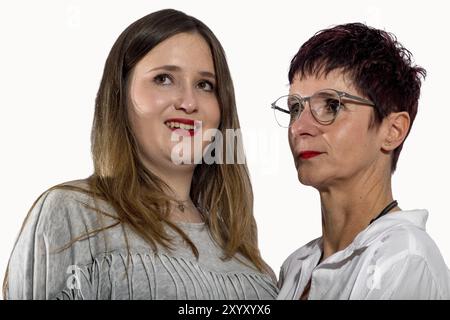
(271, 88), (375, 127)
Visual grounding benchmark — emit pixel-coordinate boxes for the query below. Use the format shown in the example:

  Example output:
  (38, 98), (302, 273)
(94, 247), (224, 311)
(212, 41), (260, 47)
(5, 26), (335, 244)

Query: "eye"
(197, 80), (215, 92)
(324, 98), (341, 114)
(153, 74), (173, 85)
(288, 100), (303, 116)
(289, 103), (300, 115)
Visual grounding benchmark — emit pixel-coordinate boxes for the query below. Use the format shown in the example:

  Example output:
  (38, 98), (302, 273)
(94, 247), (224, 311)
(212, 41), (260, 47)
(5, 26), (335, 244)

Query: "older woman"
(273, 23), (450, 299)
(4, 9), (277, 300)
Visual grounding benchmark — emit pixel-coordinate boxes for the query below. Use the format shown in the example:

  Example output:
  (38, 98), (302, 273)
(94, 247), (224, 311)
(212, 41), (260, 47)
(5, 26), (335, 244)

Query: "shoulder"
(6, 179), (120, 299)
(39, 178), (96, 209)
(277, 237), (321, 297)
(280, 237), (321, 275)
(361, 211), (450, 297)
(22, 179), (118, 249)
(370, 211), (445, 265)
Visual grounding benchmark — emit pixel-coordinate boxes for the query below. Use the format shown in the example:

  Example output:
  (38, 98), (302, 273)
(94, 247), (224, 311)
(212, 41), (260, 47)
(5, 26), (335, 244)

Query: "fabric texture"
(6, 183), (278, 300)
(278, 209), (450, 299)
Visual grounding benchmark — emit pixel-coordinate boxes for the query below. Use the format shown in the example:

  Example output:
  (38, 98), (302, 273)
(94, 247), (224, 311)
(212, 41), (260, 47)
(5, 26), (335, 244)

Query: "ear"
(381, 111), (411, 152)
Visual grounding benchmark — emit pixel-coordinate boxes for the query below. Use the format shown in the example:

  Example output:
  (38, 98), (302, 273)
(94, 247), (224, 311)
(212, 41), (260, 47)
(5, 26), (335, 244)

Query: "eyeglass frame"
(271, 88), (376, 127)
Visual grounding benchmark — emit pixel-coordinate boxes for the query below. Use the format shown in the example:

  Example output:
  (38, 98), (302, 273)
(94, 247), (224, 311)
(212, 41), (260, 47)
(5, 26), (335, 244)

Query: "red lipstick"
(166, 118), (195, 125)
(165, 118), (201, 137)
(299, 151), (323, 159)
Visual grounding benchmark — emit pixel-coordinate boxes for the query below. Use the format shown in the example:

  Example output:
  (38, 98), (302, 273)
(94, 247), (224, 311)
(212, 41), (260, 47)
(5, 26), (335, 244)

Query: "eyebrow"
(147, 65), (216, 80)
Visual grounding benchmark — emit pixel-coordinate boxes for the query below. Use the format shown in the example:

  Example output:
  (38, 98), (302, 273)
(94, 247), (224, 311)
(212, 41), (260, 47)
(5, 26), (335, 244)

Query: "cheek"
(325, 123), (377, 166)
(203, 99), (221, 129)
(212, 107), (221, 128)
(288, 132), (296, 160)
(128, 91), (169, 152)
(130, 80), (171, 116)
(287, 132), (301, 168)
(200, 102), (220, 150)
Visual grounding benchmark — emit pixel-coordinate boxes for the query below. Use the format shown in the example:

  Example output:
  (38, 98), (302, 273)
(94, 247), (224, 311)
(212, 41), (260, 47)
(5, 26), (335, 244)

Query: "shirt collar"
(297, 209), (429, 265)
(352, 209), (428, 248)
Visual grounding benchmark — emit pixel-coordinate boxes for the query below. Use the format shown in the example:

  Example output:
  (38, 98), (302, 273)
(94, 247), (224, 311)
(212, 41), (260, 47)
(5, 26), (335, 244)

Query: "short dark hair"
(288, 23), (426, 172)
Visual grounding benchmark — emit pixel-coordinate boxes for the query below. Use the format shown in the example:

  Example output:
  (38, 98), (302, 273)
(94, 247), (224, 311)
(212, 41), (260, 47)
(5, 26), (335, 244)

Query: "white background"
(1, 0), (449, 299)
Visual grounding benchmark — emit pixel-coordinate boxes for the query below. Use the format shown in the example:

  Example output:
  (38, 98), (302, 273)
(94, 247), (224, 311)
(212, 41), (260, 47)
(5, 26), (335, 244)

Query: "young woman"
(272, 23), (450, 299)
(4, 9), (278, 300)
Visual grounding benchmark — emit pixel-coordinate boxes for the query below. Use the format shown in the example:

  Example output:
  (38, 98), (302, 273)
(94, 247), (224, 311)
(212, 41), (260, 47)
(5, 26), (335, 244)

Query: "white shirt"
(278, 210), (450, 299)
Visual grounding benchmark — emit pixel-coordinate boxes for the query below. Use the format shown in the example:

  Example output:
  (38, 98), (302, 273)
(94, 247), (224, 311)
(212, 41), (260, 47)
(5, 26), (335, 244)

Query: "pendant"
(178, 203), (185, 212)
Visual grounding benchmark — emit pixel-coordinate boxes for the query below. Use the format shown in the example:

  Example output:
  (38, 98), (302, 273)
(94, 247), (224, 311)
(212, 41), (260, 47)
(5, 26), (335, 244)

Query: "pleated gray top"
(5, 184), (278, 300)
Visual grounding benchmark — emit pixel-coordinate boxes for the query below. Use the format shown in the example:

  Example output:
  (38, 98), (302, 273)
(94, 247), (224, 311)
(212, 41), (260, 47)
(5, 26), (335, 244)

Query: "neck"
(138, 152), (195, 201)
(318, 168), (399, 262)
(140, 157), (204, 223)
(156, 166), (194, 201)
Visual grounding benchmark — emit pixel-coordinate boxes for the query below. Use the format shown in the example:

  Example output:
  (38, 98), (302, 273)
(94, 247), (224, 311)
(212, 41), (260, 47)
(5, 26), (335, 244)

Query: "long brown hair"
(3, 9), (268, 298)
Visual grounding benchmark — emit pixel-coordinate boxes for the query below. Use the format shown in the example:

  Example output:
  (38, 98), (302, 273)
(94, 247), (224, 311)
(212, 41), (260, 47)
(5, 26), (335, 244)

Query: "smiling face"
(288, 69), (387, 190)
(127, 32), (221, 175)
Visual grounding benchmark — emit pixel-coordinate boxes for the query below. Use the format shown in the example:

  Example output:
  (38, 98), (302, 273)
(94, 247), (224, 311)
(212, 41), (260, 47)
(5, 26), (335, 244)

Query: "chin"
(297, 173), (315, 187)
(173, 162), (197, 171)
(296, 166), (325, 188)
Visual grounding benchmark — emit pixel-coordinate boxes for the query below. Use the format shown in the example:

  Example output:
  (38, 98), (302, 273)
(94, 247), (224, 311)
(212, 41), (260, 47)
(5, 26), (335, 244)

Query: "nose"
(289, 102), (318, 137)
(175, 86), (198, 114)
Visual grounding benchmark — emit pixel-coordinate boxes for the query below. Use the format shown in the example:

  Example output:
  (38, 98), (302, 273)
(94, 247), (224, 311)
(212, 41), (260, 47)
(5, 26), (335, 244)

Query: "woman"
(4, 9), (278, 300)
(272, 23), (450, 299)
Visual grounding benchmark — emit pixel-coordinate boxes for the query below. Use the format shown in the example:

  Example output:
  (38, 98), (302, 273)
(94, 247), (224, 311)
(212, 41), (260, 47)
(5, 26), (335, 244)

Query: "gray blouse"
(6, 186), (278, 300)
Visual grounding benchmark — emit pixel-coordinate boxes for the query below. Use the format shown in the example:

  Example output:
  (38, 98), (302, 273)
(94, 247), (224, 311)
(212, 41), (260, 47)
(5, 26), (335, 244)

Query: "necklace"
(175, 201), (188, 213)
(173, 199), (191, 213)
(171, 199), (206, 223)
(369, 200), (398, 225)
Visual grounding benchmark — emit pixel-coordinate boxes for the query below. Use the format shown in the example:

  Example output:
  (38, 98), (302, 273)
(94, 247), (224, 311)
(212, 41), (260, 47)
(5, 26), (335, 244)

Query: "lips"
(164, 118), (201, 137)
(299, 151), (323, 159)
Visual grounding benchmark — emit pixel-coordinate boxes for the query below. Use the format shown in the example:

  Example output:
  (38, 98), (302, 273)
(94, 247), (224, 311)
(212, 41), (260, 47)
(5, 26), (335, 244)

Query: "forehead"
(289, 69), (357, 96)
(135, 32), (215, 73)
